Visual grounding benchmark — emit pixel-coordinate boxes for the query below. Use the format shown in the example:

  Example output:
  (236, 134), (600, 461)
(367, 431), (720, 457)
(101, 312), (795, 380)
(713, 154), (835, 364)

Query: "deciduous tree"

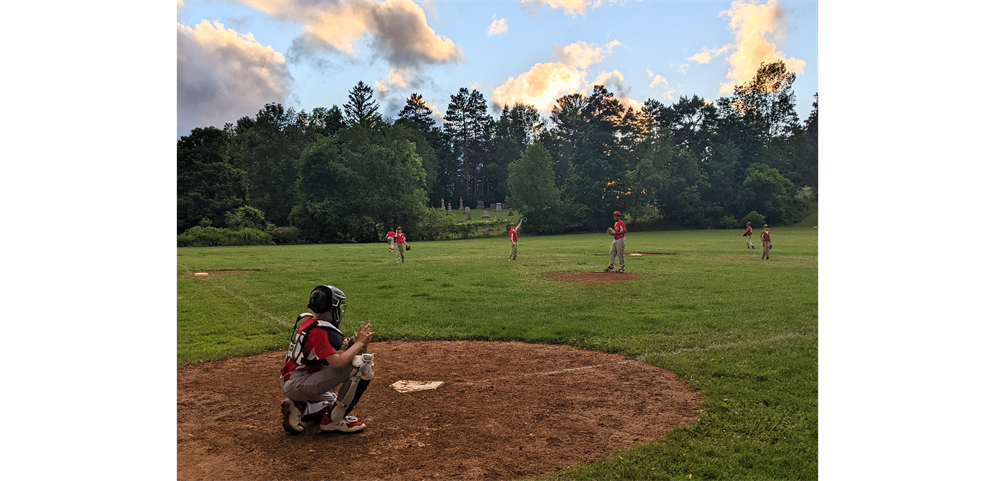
(177, 126), (248, 233)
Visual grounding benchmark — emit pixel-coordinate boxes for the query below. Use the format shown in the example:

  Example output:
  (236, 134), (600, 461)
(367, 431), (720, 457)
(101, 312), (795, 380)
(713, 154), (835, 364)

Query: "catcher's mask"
(308, 285), (346, 325)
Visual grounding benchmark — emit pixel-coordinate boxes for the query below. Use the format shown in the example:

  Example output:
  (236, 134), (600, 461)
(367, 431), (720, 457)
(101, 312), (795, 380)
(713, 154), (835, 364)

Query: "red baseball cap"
(613, 211), (621, 215)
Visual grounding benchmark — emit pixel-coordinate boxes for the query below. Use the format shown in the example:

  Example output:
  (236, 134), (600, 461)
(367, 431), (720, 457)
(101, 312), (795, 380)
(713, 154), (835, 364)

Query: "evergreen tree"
(492, 103), (545, 205)
(344, 81), (381, 128)
(443, 88), (494, 203)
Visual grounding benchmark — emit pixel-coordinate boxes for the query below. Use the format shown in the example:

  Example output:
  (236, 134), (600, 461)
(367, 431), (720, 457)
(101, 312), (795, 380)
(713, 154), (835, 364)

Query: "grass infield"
(177, 224), (817, 480)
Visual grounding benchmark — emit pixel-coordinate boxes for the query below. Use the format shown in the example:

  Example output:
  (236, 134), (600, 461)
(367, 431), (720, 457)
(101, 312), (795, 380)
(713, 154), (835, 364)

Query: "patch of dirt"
(177, 341), (701, 481)
(544, 272), (643, 282)
(187, 270), (260, 276)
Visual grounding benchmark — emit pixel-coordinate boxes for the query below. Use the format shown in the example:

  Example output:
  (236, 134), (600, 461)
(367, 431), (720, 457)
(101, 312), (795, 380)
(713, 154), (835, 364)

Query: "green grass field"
(177, 224), (817, 479)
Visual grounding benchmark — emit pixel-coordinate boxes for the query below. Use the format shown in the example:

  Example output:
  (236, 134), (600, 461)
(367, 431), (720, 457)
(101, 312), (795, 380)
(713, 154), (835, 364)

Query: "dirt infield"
(177, 341), (702, 480)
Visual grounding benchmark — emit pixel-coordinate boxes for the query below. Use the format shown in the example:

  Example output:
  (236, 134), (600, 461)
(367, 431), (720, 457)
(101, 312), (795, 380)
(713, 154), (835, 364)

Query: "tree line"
(178, 60), (817, 244)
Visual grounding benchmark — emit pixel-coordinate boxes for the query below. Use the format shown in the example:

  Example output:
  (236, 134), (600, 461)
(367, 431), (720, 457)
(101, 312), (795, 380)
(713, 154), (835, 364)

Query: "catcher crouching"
(279, 285), (375, 433)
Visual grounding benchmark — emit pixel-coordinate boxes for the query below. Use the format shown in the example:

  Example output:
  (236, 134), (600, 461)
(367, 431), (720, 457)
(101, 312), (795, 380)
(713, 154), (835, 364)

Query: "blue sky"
(177, 0), (818, 137)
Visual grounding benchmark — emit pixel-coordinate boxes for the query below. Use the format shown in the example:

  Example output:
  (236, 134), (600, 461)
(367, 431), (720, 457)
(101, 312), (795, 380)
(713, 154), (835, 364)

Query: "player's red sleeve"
(304, 327), (337, 359)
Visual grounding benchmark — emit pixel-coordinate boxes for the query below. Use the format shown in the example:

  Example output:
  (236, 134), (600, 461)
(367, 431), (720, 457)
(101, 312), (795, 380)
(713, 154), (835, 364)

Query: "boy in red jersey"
(761, 224), (772, 260)
(279, 285), (375, 434)
(742, 221), (754, 249)
(395, 227), (407, 263)
(604, 211), (627, 273)
(386, 228), (396, 253)
(507, 218), (523, 261)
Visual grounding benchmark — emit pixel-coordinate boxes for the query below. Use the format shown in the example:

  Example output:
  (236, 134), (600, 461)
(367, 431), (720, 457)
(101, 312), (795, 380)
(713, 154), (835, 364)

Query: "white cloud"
(675, 63), (690, 75)
(375, 67), (414, 93)
(488, 14), (508, 36)
(521, 0), (589, 17)
(646, 68), (676, 101)
(492, 40), (627, 113)
(240, 0), (462, 68)
(688, 45), (733, 64)
(521, 0), (630, 17)
(176, 20), (293, 138)
(689, 0), (806, 94)
(554, 40), (619, 69)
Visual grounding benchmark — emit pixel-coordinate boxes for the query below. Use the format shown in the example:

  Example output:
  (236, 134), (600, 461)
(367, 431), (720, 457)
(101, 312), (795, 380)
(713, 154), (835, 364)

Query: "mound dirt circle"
(544, 271), (642, 282)
(177, 341), (702, 481)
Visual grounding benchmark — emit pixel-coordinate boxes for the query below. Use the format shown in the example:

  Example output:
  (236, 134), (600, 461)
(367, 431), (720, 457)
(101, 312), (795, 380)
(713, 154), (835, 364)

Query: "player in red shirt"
(604, 210), (627, 273)
(386, 228), (396, 253)
(394, 226), (407, 263)
(279, 285), (375, 434)
(742, 221), (754, 249)
(507, 217), (523, 261)
(760, 224), (772, 260)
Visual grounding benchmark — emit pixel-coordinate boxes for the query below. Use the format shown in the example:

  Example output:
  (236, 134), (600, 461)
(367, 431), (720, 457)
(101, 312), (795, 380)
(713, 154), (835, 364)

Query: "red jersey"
(612, 220), (627, 240)
(509, 227), (518, 243)
(396, 233), (406, 244)
(745, 226), (753, 235)
(280, 316), (338, 381)
(761, 230), (771, 242)
(386, 230), (395, 239)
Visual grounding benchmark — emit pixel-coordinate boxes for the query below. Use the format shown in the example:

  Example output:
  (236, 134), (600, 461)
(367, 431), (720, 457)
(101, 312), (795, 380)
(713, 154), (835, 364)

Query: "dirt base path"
(178, 341), (702, 480)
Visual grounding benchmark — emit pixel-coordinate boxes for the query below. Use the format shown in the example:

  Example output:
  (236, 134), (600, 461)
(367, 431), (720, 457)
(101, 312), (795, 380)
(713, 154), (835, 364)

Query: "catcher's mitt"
(405, 244), (411, 251)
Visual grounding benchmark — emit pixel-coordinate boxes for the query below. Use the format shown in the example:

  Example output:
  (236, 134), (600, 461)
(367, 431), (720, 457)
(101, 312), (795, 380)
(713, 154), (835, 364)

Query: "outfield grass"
(177, 225), (817, 480)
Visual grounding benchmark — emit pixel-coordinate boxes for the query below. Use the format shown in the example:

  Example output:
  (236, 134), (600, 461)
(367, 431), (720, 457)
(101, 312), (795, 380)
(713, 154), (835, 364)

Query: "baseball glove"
(405, 244), (411, 251)
(606, 227), (614, 234)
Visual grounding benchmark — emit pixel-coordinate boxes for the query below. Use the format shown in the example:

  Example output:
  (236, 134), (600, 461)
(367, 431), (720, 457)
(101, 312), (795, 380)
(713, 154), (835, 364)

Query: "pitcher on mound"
(604, 210), (627, 273)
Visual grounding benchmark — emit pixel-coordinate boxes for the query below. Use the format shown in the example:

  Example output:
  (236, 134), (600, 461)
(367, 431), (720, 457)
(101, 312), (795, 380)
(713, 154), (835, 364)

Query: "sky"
(176, 0), (818, 138)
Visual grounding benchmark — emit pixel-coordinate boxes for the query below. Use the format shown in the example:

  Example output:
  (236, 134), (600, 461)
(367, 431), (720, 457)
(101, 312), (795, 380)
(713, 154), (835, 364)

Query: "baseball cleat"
(603, 267), (613, 273)
(320, 413), (366, 433)
(281, 398), (306, 434)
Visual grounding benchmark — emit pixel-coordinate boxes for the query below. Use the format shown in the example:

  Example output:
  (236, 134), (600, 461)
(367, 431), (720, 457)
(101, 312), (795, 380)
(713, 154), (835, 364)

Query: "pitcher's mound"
(178, 341), (701, 481)
(545, 271), (642, 282)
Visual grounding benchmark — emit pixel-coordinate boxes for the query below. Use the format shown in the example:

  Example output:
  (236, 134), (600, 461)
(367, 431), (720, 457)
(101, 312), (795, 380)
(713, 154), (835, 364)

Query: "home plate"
(391, 380), (444, 393)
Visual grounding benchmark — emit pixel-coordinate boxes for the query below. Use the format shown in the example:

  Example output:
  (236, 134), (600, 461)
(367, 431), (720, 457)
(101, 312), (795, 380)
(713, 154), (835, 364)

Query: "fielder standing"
(386, 227), (396, 254)
(604, 210), (627, 273)
(742, 221), (755, 249)
(279, 285), (375, 434)
(761, 224), (772, 260)
(507, 217), (523, 261)
(395, 226), (407, 263)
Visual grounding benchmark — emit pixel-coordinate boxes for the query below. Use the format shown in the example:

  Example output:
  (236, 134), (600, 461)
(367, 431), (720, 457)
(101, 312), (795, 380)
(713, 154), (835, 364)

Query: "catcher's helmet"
(308, 285), (346, 324)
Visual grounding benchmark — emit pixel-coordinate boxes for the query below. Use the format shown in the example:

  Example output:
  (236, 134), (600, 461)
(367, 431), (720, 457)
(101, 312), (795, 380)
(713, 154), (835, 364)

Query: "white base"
(391, 380), (444, 393)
